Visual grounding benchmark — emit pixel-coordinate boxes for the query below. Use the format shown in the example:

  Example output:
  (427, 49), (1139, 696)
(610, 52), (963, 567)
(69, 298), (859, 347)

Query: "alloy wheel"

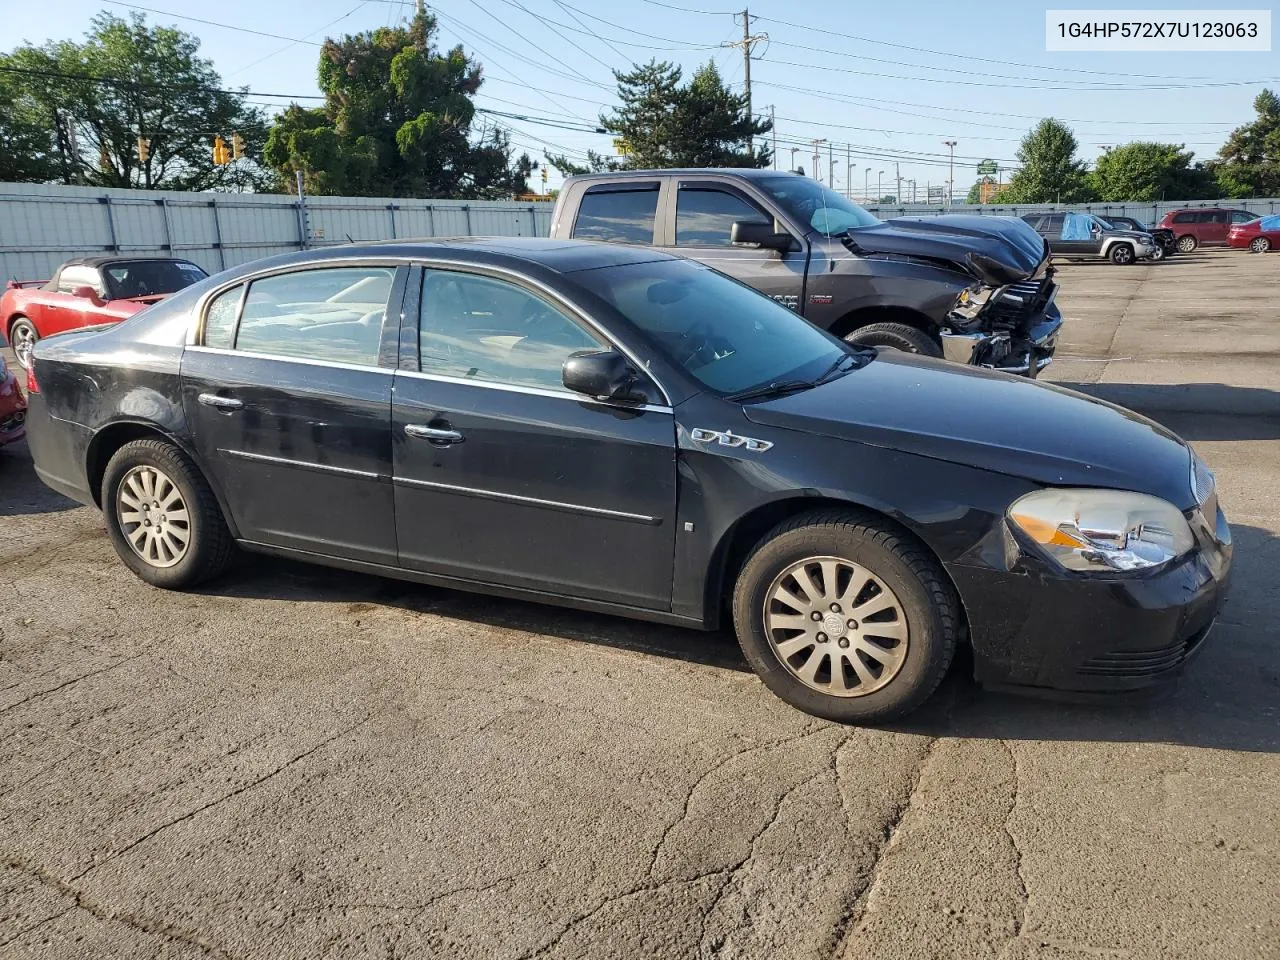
(9, 320), (36, 370)
(1250, 237), (1271, 253)
(116, 465), (191, 568)
(1176, 236), (1197, 253)
(1112, 245), (1133, 265)
(763, 556), (909, 698)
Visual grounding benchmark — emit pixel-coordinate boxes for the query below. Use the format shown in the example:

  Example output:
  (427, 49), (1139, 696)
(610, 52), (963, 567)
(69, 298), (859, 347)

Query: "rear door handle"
(198, 393), (244, 411)
(405, 424), (464, 444)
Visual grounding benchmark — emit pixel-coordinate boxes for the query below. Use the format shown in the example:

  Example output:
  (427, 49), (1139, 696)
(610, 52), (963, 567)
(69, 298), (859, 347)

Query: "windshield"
(104, 260), (208, 299)
(756, 176), (881, 235)
(1094, 217), (1114, 230)
(570, 258), (852, 396)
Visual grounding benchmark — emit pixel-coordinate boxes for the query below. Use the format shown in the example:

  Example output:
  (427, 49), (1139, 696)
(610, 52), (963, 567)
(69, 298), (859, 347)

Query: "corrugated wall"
(3, 181), (1278, 282)
(0, 183), (555, 281)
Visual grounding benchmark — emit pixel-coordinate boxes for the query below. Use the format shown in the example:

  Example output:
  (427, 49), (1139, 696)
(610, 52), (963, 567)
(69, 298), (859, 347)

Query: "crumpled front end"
(0, 362), (27, 446)
(943, 255), (1062, 376)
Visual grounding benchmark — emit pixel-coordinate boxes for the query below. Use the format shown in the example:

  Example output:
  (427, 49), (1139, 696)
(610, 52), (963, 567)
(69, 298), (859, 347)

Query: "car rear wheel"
(102, 438), (234, 589)
(8, 317), (37, 370)
(1249, 237), (1271, 253)
(843, 322), (943, 359)
(1176, 235), (1198, 253)
(732, 510), (959, 723)
(1109, 243), (1135, 265)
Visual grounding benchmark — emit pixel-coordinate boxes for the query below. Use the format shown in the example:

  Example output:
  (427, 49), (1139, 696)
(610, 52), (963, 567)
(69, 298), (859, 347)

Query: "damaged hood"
(741, 351), (1196, 509)
(845, 215), (1048, 285)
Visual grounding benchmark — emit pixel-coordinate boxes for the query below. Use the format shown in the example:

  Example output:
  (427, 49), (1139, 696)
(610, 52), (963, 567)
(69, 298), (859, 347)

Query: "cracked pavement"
(1, 249), (1278, 958)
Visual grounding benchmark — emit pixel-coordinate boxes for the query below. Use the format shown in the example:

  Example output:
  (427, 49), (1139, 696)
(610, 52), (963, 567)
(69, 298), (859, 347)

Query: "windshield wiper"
(815, 351), (862, 384)
(724, 379), (817, 403)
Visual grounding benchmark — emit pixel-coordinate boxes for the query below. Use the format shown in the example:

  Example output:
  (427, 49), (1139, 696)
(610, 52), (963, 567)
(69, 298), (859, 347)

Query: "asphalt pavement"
(1, 248), (1277, 959)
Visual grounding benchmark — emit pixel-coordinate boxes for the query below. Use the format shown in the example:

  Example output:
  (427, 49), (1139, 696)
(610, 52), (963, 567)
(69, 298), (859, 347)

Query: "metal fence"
(0, 182), (554, 282)
(3, 181), (1279, 282)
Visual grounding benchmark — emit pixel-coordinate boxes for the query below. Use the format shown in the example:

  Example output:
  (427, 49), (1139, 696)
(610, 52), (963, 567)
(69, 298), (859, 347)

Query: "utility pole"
(943, 140), (957, 209)
(722, 11), (768, 159)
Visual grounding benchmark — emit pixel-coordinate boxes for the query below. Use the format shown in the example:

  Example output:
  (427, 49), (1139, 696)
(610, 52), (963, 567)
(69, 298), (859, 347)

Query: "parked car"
(2, 256), (209, 368)
(1157, 208), (1260, 252)
(24, 239), (1232, 723)
(551, 170), (1062, 376)
(1226, 214), (1280, 253)
(1021, 212), (1158, 265)
(0, 352), (26, 448)
(1103, 216), (1176, 260)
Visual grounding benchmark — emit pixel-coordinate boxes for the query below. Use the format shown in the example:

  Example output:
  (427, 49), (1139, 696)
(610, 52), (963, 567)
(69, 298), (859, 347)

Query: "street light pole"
(864, 167), (870, 202)
(790, 146), (799, 173)
(943, 140), (957, 209)
(877, 170), (883, 201)
(811, 138), (826, 182)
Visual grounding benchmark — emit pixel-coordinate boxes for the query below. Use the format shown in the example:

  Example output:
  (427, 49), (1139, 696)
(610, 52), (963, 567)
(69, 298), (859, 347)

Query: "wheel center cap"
(822, 613), (846, 638)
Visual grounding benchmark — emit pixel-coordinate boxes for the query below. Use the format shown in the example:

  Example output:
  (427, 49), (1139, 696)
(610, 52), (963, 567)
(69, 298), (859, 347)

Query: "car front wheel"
(1250, 237), (1271, 253)
(102, 438), (234, 589)
(843, 322), (943, 358)
(1147, 245), (1166, 262)
(732, 510), (960, 723)
(1109, 243), (1135, 265)
(8, 317), (37, 369)
(1176, 235), (1198, 253)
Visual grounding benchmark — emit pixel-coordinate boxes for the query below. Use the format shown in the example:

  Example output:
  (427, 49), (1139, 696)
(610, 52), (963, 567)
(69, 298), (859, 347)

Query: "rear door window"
(572, 185), (660, 244)
(1040, 214), (1064, 235)
(1172, 212), (1198, 224)
(675, 187), (769, 246)
(1211, 211), (1230, 225)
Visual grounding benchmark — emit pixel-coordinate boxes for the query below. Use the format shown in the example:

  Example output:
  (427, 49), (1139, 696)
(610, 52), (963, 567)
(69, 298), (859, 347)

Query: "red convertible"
(2, 256), (208, 368)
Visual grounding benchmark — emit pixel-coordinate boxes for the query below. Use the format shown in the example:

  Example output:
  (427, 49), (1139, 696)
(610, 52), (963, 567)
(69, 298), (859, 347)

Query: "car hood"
(741, 352), (1196, 509)
(847, 215), (1048, 285)
(1110, 230), (1153, 241)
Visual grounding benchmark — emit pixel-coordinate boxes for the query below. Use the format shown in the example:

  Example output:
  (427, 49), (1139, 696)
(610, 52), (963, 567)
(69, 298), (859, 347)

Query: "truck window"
(572, 186), (659, 244)
(675, 187), (767, 247)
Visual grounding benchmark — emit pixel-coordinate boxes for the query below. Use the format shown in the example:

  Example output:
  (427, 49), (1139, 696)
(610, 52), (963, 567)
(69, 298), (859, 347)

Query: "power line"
(461, 0), (604, 88)
(226, 2), (369, 77)
(485, 0), (618, 72)
(101, 0), (324, 45)
(550, 0), (630, 61)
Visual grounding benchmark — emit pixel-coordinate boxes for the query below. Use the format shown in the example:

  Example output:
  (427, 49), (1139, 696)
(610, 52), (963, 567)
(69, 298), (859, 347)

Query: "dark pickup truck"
(550, 169), (1063, 375)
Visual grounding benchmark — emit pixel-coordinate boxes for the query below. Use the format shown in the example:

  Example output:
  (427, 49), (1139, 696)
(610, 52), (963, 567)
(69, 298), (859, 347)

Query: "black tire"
(7, 316), (37, 370)
(843, 322), (943, 358)
(101, 438), (234, 589)
(732, 509), (960, 723)
(1109, 243), (1135, 266)
(1250, 237), (1271, 253)
(1176, 234), (1198, 253)
(1147, 245), (1166, 262)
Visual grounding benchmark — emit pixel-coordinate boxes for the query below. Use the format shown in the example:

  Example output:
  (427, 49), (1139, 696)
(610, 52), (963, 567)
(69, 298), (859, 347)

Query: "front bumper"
(940, 304), (1063, 378)
(947, 503), (1232, 694)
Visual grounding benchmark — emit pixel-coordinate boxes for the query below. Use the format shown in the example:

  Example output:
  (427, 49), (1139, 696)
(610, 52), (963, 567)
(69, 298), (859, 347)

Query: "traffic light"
(213, 136), (228, 165)
(136, 136), (150, 163)
(231, 132), (244, 160)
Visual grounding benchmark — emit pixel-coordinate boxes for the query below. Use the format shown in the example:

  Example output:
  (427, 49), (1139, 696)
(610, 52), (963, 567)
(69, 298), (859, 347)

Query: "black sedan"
(24, 239), (1232, 722)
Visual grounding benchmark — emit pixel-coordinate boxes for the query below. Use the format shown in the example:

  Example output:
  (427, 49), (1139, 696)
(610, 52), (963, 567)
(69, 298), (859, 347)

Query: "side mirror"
(562, 350), (649, 405)
(71, 285), (104, 306)
(731, 220), (793, 252)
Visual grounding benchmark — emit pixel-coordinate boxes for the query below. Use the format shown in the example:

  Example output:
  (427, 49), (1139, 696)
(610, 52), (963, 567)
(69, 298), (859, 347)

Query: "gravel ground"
(1, 248), (1277, 959)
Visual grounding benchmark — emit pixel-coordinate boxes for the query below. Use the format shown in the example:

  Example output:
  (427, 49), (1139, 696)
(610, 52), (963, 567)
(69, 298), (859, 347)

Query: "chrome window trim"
(410, 258), (673, 406)
(218, 448), (386, 480)
(187, 344), (393, 375)
(394, 367), (672, 414)
(393, 475), (662, 525)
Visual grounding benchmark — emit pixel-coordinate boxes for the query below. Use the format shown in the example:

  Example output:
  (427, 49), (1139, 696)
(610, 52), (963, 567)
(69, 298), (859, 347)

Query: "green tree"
(0, 59), (56, 182)
(1214, 89), (1280, 198)
(264, 12), (531, 198)
(2, 13), (271, 190)
(593, 59), (770, 169)
(1088, 142), (1212, 201)
(1002, 118), (1095, 203)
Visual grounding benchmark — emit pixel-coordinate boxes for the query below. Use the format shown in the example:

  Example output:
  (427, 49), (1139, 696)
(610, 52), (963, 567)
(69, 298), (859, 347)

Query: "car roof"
(564, 168), (793, 182)
(60, 255), (198, 269)
(241, 237), (677, 275)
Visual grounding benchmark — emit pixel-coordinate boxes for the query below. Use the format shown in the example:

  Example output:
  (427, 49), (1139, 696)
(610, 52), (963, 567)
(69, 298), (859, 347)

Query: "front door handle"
(198, 393), (244, 411)
(405, 424), (464, 444)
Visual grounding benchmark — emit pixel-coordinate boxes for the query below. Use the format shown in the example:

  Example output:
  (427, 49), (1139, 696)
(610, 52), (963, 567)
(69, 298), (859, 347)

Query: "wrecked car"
(551, 169), (1062, 375)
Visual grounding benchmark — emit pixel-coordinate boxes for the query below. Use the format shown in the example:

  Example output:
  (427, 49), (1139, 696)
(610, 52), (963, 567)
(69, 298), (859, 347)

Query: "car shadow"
(208, 521), (1279, 755)
(0, 439), (82, 515)
(1055, 382), (1280, 440)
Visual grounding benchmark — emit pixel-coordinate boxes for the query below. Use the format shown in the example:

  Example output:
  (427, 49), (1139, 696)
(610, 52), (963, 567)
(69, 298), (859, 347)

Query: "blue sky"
(7, 0), (1278, 198)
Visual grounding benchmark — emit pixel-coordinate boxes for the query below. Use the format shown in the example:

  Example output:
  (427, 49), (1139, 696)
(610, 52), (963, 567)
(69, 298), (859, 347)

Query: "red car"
(1156, 207), (1260, 252)
(2, 256), (208, 369)
(1227, 215), (1280, 253)
(0, 351), (26, 448)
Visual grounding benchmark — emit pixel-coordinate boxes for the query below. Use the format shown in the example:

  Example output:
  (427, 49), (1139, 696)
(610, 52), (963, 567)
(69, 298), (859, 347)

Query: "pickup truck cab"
(551, 169), (1063, 375)
(1021, 212), (1158, 265)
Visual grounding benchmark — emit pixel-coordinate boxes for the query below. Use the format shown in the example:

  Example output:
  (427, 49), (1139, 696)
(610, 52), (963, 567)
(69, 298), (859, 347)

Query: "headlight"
(1008, 488), (1194, 574)
(949, 283), (994, 323)
(1190, 453), (1215, 506)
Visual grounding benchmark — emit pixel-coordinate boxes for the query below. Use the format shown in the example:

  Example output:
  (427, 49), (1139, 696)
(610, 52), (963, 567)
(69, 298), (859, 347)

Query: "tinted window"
(1195, 211), (1216, 223)
(570, 258), (847, 396)
(103, 260), (207, 299)
(1211, 211), (1230, 224)
(1172, 212), (1197, 224)
(1021, 215), (1043, 230)
(1041, 214), (1064, 233)
(676, 188), (767, 246)
(418, 270), (605, 390)
(572, 187), (659, 244)
(58, 265), (103, 295)
(233, 267), (394, 365)
(1231, 211), (1259, 223)
(203, 284), (243, 349)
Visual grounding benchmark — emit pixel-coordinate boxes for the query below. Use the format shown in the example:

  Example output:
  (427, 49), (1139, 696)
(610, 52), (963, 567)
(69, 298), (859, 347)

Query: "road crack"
(1002, 738), (1030, 950)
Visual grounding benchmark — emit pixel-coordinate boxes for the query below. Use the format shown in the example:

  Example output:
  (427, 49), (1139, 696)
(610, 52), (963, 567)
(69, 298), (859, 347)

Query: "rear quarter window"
(572, 186), (659, 244)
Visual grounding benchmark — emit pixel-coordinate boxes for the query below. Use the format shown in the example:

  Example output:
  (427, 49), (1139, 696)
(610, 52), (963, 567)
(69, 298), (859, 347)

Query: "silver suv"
(1022, 213), (1157, 266)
